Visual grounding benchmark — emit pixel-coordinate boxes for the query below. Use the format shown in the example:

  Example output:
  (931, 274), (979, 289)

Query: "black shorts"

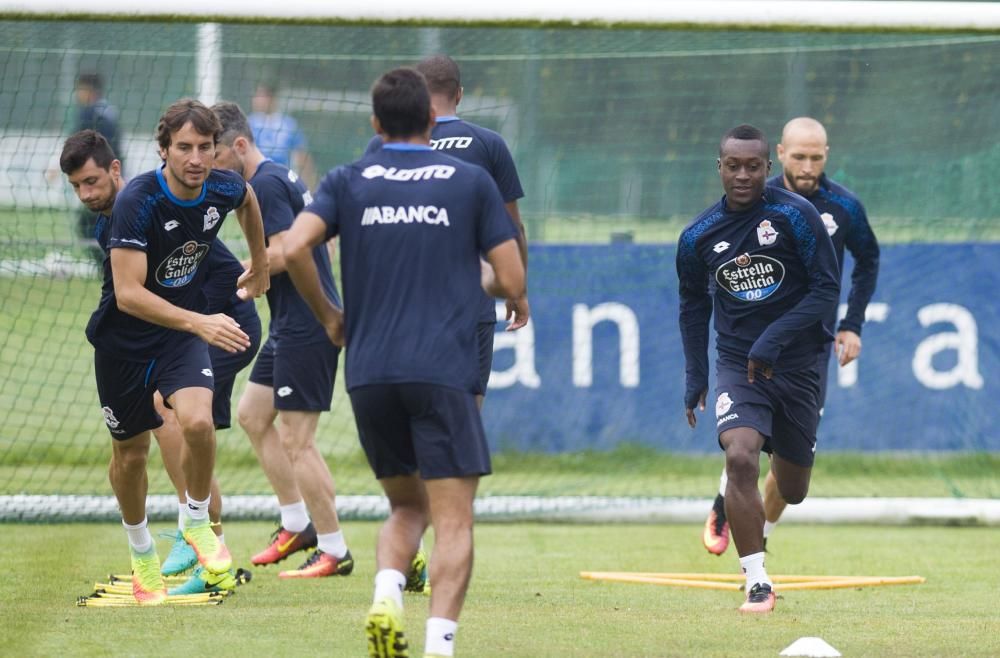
(817, 343), (833, 412)
(208, 299), (261, 429)
(94, 335), (214, 440)
(714, 359), (822, 467)
(349, 383), (491, 480)
(475, 321), (495, 396)
(249, 337), (340, 411)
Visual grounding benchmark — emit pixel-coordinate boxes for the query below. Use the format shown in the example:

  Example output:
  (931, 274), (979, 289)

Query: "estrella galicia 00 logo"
(715, 253), (785, 302)
(155, 240), (210, 288)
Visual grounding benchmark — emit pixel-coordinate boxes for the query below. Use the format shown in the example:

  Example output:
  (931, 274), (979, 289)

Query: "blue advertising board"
(483, 244), (998, 453)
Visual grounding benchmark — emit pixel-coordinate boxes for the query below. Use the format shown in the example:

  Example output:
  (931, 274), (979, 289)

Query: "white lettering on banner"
(361, 164), (456, 181)
(361, 206), (450, 227)
(837, 303), (890, 388)
(572, 302), (640, 388)
(489, 303), (541, 389)
(912, 303), (984, 390)
(431, 136), (473, 150)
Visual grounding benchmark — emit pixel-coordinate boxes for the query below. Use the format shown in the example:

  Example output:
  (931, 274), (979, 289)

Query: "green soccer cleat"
(130, 545), (167, 606)
(366, 597), (408, 658)
(160, 529), (198, 576)
(404, 549), (429, 594)
(168, 566), (237, 595)
(182, 517), (232, 575)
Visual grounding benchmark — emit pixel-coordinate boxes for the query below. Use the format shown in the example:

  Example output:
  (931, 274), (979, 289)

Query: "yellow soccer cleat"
(182, 518), (232, 574)
(129, 545), (167, 606)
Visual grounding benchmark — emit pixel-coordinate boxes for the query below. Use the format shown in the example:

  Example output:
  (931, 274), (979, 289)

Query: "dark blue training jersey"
(677, 186), (841, 409)
(305, 144), (519, 392)
(86, 167), (247, 360)
(767, 173), (879, 335)
(251, 159), (341, 344)
(366, 117), (524, 324)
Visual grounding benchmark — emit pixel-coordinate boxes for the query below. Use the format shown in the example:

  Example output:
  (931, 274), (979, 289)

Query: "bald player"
(701, 117), (880, 557)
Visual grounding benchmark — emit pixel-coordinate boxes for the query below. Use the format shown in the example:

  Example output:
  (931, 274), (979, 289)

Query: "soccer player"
(82, 99), (269, 604)
(59, 129), (262, 595)
(212, 101), (354, 578)
(284, 68), (525, 658)
(249, 83), (316, 188)
(366, 54), (531, 408)
(700, 117), (880, 557)
(677, 124), (840, 613)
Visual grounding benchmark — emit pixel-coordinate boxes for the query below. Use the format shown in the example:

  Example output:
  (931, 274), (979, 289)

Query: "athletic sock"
(279, 500), (310, 533)
(317, 530), (348, 559)
(739, 551), (771, 589)
(425, 617), (458, 657)
(373, 569), (406, 609)
(763, 520), (777, 539)
(177, 502), (186, 530)
(718, 468), (728, 498)
(123, 516), (153, 553)
(184, 492), (210, 523)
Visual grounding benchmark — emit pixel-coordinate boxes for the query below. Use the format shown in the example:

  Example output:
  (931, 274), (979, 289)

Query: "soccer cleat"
(251, 523), (318, 566)
(366, 597), (408, 658)
(160, 529), (198, 576)
(739, 582), (777, 613)
(702, 493), (730, 556)
(168, 566), (238, 595)
(182, 517), (232, 574)
(130, 546), (167, 606)
(404, 549), (429, 594)
(278, 549), (354, 579)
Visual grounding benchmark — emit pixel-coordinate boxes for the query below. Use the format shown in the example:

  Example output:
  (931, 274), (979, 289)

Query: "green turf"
(1, 521), (998, 657)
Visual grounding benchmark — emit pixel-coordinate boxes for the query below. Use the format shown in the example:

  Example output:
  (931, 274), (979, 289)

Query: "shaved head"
(777, 117), (830, 196)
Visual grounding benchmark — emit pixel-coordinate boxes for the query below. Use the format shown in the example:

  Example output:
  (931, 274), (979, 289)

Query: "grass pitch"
(2, 521), (998, 657)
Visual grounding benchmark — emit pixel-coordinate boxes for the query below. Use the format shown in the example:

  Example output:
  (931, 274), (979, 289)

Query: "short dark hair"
(371, 68), (432, 139)
(720, 124), (769, 158)
(155, 98), (222, 150)
(60, 129), (116, 175)
(415, 54), (461, 99)
(76, 73), (103, 93)
(211, 101), (254, 145)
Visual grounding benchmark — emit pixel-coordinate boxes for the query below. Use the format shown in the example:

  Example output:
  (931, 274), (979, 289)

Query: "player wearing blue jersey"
(366, 54), (530, 407)
(678, 124), (840, 613)
(212, 101), (354, 579)
(701, 118), (880, 557)
(284, 68), (525, 658)
(80, 100), (269, 603)
(60, 129), (262, 594)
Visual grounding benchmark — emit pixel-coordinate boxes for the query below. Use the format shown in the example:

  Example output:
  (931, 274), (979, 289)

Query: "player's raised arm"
(284, 209), (344, 346)
(676, 227), (712, 425)
(234, 182), (270, 300)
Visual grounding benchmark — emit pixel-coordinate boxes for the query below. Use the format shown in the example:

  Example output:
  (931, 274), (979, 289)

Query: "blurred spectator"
(248, 83), (316, 188)
(75, 73), (122, 263)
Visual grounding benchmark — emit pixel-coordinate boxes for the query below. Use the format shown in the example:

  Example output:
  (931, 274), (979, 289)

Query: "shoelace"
(299, 549), (326, 568)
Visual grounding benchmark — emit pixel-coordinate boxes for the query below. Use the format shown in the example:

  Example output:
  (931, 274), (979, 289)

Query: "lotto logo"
(277, 386), (293, 397)
(361, 164), (456, 181)
(430, 136), (473, 150)
(201, 368), (213, 377)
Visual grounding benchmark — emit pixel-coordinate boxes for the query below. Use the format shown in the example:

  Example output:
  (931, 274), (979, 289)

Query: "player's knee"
(777, 482), (809, 505)
(111, 444), (148, 473)
(179, 414), (215, 439)
(236, 403), (268, 436)
(724, 449), (759, 483)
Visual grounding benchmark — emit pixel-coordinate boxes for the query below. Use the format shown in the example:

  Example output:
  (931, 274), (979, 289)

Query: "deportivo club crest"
(821, 212), (838, 236)
(757, 220), (778, 246)
(203, 206), (221, 231)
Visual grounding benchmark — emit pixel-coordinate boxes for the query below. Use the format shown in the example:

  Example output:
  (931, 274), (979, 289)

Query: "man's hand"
(192, 313), (251, 353)
(835, 330), (862, 366)
(236, 262), (270, 300)
(504, 296), (530, 331)
(747, 359), (773, 384)
(685, 390), (707, 428)
(323, 307), (345, 347)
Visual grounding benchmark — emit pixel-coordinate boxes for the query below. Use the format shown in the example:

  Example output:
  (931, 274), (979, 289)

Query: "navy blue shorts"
(349, 383), (491, 480)
(475, 321), (495, 396)
(817, 343), (833, 412)
(249, 336), (340, 411)
(714, 359), (822, 467)
(94, 334), (214, 440)
(208, 299), (261, 429)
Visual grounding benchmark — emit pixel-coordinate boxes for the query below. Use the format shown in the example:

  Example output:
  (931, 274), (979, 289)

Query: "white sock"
(425, 617), (458, 657)
(184, 491), (210, 523)
(123, 517), (153, 553)
(177, 502), (187, 530)
(373, 569), (406, 609)
(317, 530), (348, 559)
(719, 468), (728, 498)
(763, 520), (777, 539)
(739, 551), (771, 589)
(279, 500), (310, 533)
(216, 533), (225, 546)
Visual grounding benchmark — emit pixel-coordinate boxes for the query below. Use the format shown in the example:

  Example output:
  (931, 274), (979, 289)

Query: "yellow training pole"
(776, 576), (925, 591)
(580, 572), (741, 591)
